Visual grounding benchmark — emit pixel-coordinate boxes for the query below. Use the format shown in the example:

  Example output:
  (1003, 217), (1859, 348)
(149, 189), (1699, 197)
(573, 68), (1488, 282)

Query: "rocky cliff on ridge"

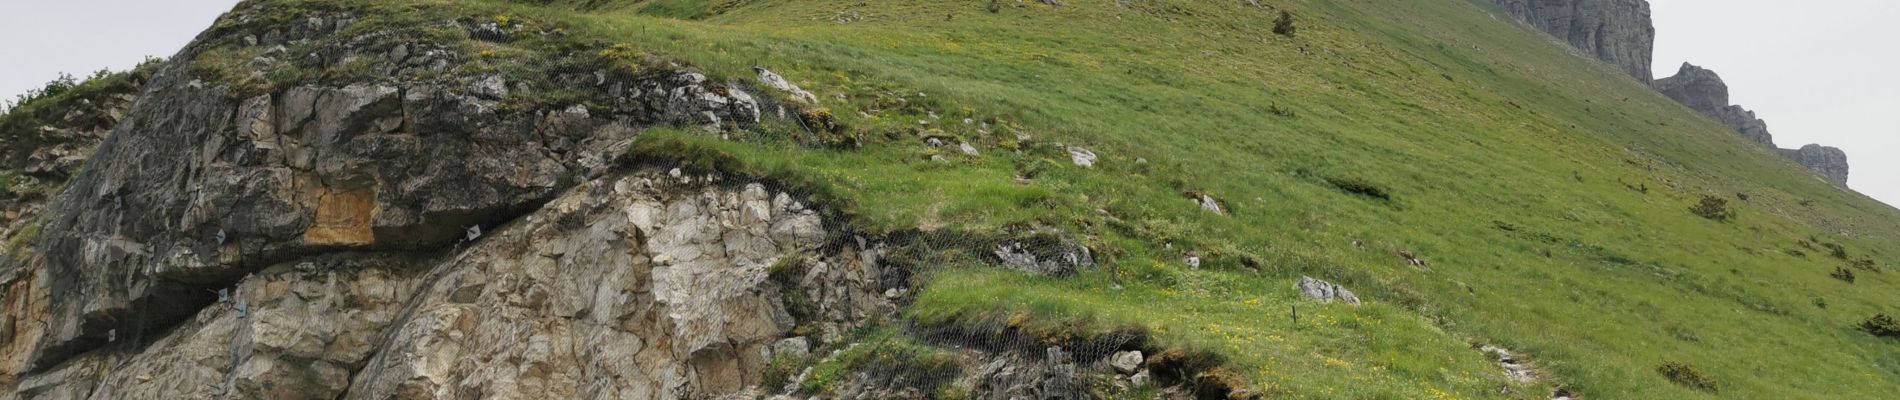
(1493, 0), (1656, 81)
(1654, 63), (1851, 184)
(1653, 63), (1775, 147)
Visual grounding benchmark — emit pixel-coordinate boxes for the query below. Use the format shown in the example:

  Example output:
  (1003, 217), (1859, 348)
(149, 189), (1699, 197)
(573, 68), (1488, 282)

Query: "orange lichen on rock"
(303, 183), (378, 246)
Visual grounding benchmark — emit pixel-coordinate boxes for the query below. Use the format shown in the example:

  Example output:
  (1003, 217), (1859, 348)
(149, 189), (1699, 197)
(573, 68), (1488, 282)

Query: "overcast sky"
(0, 0), (1892, 206)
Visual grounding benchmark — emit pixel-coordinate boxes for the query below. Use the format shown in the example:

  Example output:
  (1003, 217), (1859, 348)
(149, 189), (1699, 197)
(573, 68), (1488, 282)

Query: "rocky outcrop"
(2, 169), (900, 400)
(1493, 0), (1656, 81)
(1654, 63), (1851, 185)
(1781, 144), (1850, 185)
(0, 1), (779, 387)
(345, 172), (891, 399)
(0, 2), (1148, 397)
(1653, 63), (1775, 146)
(1296, 276), (1362, 305)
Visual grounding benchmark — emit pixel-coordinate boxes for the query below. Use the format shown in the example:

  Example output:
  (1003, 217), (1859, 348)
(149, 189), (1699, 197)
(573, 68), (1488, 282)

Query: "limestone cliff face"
(1493, 0), (1656, 81)
(1781, 145), (1851, 185)
(1653, 63), (1775, 147)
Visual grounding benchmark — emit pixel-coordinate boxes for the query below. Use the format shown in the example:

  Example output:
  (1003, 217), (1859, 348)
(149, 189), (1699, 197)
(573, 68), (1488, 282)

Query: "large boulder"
(1493, 0), (1656, 81)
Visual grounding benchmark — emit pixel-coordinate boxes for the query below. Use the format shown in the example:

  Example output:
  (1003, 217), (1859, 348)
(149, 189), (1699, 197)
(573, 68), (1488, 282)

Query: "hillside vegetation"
(24, 0), (1900, 398)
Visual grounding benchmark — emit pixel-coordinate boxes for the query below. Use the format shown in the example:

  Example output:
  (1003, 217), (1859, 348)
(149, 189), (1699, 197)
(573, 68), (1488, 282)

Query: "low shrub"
(1860, 314), (1900, 339)
(1688, 195), (1734, 221)
(1656, 361), (1717, 392)
(1831, 267), (1856, 283)
(1272, 11), (1297, 36)
(1324, 176), (1391, 201)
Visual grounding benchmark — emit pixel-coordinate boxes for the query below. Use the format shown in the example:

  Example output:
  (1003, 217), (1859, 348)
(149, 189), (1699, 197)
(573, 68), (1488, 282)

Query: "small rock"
(959, 142), (979, 156)
(388, 43), (409, 62)
(1129, 370), (1151, 387)
(821, 323), (843, 344)
(1068, 146), (1097, 168)
(1296, 276), (1362, 305)
(1197, 194), (1223, 215)
(472, 75), (508, 99)
(773, 337), (811, 360)
(1111, 351), (1144, 374)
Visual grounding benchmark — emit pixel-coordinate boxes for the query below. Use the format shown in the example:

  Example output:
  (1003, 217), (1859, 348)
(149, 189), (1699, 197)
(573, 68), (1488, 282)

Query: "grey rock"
(471, 74), (508, 99)
(1067, 146), (1096, 168)
(1296, 276), (1363, 305)
(755, 67), (818, 104)
(959, 142), (980, 157)
(1653, 63), (1775, 147)
(1110, 351), (1144, 374)
(773, 337), (812, 360)
(1129, 370), (1151, 387)
(1197, 194), (1224, 215)
(1493, 0), (1655, 81)
(1780, 144), (1850, 185)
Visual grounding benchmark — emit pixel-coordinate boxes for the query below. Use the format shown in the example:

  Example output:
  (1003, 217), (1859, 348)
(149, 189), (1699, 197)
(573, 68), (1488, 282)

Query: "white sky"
(0, 0), (238, 105)
(0, 0), (1893, 206)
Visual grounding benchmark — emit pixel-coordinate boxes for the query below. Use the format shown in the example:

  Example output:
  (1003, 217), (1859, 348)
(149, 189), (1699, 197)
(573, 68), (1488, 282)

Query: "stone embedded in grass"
(1479, 345), (1539, 383)
(1196, 194), (1224, 215)
(755, 67), (817, 104)
(991, 230), (1095, 276)
(1296, 276), (1362, 305)
(1068, 146), (1097, 168)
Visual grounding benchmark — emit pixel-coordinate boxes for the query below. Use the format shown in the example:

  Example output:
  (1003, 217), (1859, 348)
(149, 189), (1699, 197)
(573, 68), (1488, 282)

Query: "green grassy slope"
(203, 0), (1900, 398)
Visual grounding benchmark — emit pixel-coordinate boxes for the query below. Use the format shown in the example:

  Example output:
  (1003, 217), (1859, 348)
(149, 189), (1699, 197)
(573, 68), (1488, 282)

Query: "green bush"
(1689, 195), (1734, 221)
(1656, 361), (1718, 392)
(1831, 267), (1855, 283)
(1272, 11), (1297, 36)
(1860, 314), (1900, 339)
